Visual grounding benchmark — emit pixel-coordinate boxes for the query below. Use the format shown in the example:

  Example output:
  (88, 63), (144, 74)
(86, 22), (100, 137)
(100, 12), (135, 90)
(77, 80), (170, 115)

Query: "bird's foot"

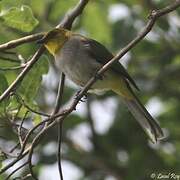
(75, 89), (88, 102)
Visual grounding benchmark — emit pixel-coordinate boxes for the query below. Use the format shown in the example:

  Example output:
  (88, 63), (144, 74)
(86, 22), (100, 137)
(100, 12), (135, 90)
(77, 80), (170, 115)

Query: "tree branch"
(57, 0), (90, 29)
(0, 46), (45, 103)
(52, 73), (66, 115)
(0, 33), (44, 51)
(5, 161), (29, 180)
(53, 73), (66, 180)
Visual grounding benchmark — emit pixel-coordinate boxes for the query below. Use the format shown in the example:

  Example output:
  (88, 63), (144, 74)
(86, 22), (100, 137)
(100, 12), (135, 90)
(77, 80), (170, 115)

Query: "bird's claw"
(75, 89), (88, 103)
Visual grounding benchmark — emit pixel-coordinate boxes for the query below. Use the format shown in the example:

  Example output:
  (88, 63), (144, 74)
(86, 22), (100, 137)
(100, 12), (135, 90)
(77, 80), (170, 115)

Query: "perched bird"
(38, 28), (164, 143)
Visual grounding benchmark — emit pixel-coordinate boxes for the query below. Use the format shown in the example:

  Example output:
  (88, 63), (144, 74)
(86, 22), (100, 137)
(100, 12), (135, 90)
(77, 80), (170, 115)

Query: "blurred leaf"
(30, 0), (50, 18)
(0, 117), (18, 140)
(158, 19), (170, 31)
(0, 73), (9, 114)
(6, 96), (31, 119)
(0, 0), (22, 11)
(6, 95), (20, 113)
(82, 2), (112, 46)
(49, 0), (77, 22)
(17, 55), (49, 106)
(64, 114), (84, 129)
(33, 113), (42, 126)
(173, 55), (180, 66)
(112, 18), (136, 49)
(0, 5), (39, 32)
(0, 150), (6, 162)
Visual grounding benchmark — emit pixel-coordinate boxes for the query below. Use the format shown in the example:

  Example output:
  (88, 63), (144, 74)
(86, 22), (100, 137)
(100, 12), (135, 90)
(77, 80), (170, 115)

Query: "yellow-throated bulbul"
(38, 28), (164, 143)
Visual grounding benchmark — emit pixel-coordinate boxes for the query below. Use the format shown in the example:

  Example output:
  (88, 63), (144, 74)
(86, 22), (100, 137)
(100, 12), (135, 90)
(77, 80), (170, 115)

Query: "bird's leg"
(75, 89), (88, 102)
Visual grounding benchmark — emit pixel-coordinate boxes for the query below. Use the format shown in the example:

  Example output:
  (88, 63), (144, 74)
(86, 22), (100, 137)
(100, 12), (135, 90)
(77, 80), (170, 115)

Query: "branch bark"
(0, 33), (44, 51)
(57, 0), (90, 29)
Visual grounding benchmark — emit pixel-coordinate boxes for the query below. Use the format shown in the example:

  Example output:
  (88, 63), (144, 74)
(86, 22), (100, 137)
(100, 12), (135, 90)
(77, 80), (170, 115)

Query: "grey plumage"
(43, 29), (164, 143)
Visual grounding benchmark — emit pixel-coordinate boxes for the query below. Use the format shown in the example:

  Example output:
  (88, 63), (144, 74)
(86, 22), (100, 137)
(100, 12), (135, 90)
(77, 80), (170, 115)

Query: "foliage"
(0, 0), (180, 180)
(0, 1), (39, 32)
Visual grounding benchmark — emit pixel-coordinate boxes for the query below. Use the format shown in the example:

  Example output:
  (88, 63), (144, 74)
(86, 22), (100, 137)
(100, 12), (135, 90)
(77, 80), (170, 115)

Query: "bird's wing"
(81, 37), (139, 91)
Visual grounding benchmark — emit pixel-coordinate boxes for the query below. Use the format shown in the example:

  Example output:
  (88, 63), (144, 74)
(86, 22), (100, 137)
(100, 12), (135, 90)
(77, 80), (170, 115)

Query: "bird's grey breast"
(55, 36), (101, 86)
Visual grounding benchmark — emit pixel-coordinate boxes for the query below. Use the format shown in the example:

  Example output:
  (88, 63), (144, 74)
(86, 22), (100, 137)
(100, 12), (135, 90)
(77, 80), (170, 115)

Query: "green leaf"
(173, 55), (180, 66)
(0, 73), (9, 114)
(0, 150), (6, 162)
(82, 2), (112, 46)
(49, 0), (77, 22)
(18, 55), (49, 106)
(33, 114), (42, 126)
(64, 114), (84, 129)
(0, 5), (39, 32)
(0, 0), (22, 11)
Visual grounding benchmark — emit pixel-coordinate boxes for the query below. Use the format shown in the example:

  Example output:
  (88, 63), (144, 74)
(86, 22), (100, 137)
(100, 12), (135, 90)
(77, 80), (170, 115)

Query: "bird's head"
(38, 28), (71, 56)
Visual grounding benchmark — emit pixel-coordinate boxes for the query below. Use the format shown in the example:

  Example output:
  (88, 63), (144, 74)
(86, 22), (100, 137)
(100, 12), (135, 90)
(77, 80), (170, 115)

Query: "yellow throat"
(43, 28), (71, 56)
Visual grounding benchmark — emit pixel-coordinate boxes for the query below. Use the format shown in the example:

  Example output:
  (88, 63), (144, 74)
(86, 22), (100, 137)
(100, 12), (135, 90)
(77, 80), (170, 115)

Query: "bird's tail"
(112, 81), (164, 143)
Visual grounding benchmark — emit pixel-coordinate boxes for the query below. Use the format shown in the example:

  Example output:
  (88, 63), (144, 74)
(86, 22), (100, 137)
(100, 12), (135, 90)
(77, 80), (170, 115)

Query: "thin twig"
(0, 64), (26, 71)
(9, 143), (20, 153)
(41, 72), (66, 179)
(57, 121), (63, 180)
(52, 73), (66, 115)
(0, 149), (29, 174)
(57, 0), (90, 29)
(18, 111), (29, 147)
(0, 46), (46, 103)
(0, 33), (44, 51)
(0, 124), (47, 175)
(14, 93), (50, 117)
(19, 118), (51, 156)
(5, 161), (29, 180)
(54, 73), (65, 180)
(20, 174), (32, 180)
(27, 119), (58, 179)
(28, 0), (90, 178)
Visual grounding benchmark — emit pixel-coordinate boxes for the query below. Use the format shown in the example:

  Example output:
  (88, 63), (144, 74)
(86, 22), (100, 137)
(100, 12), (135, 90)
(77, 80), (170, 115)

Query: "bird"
(38, 27), (164, 143)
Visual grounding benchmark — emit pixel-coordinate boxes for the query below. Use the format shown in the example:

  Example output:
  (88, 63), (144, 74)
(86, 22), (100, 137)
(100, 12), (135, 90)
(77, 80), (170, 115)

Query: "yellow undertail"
(111, 77), (164, 143)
